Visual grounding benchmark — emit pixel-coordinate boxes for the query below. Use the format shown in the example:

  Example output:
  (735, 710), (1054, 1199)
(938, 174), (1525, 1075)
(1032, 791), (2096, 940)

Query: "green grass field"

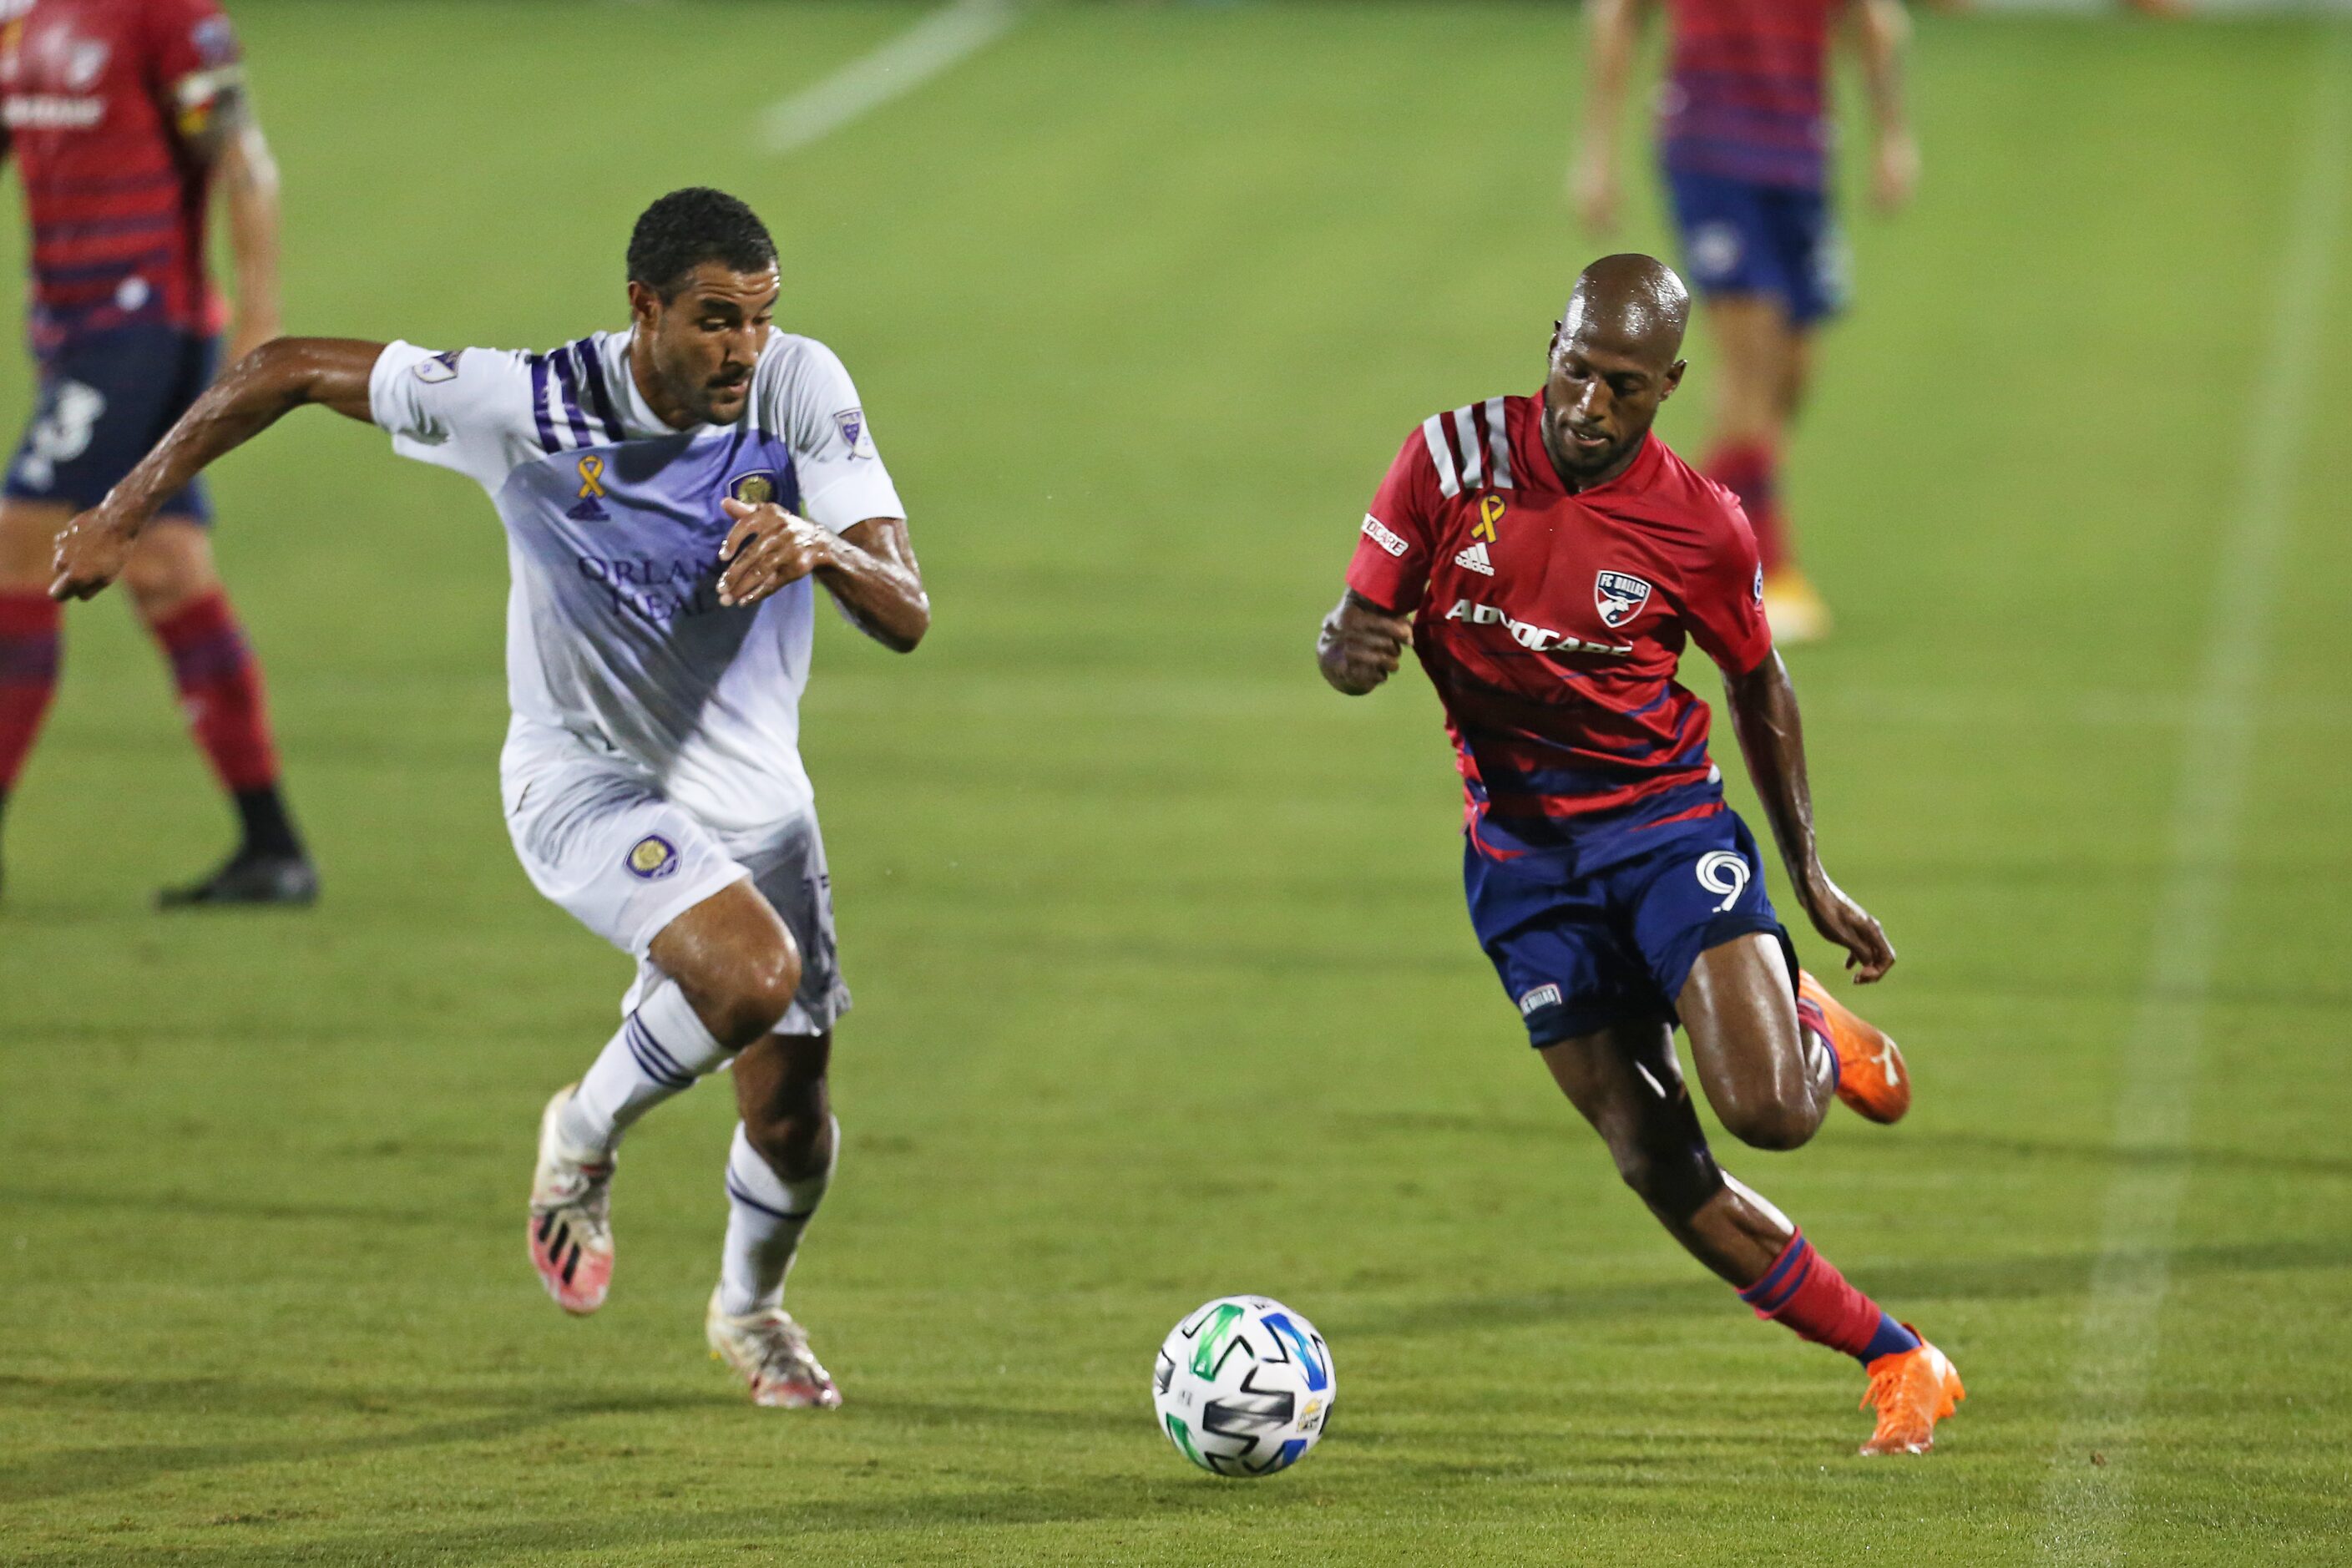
(4, 3), (2350, 1563)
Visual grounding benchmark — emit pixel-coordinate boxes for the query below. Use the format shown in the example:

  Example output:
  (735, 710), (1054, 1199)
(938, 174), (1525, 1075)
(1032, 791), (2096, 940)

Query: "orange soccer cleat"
(1859, 1333), (1965, 1455)
(1799, 970), (1909, 1125)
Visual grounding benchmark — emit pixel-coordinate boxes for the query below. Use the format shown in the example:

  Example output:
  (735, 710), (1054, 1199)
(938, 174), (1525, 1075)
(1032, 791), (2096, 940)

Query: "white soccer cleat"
(705, 1287), (843, 1409)
(528, 1084), (615, 1315)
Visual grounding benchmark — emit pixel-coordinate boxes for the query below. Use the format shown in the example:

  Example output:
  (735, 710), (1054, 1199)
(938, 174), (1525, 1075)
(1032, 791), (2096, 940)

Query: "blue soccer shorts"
(1464, 808), (1798, 1047)
(1665, 168), (1848, 328)
(5, 325), (218, 522)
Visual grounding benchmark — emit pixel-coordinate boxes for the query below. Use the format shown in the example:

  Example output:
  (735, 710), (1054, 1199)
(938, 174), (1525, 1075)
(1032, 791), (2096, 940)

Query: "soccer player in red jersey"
(1318, 255), (1962, 1455)
(0, 0), (312, 903)
(1574, 0), (1914, 644)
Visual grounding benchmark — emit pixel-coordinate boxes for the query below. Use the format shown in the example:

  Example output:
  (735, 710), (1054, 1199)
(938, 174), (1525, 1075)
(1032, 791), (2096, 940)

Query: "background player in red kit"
(1317, 255), (1963, 1455)
(0, 0), (311, 903)
(1574, 0), (1914, 645)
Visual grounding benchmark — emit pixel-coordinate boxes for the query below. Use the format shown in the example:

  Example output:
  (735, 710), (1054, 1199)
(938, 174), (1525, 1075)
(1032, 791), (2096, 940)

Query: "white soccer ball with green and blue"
(1152, 1296), (1335, 1477)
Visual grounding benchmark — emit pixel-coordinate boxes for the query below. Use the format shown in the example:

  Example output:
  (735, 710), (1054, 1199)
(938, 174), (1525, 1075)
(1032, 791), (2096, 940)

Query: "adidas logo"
(1454, 541), (1495, 576)
(566, 496), (610, 522)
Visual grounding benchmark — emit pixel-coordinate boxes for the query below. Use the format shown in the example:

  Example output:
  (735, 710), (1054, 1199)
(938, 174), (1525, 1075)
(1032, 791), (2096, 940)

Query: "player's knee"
(694, 938), (800, 1049)
(1715, 1095), (1817, 1153)
(1613, 1139), (1725, 1225)
(745, 1096), (832, 1182)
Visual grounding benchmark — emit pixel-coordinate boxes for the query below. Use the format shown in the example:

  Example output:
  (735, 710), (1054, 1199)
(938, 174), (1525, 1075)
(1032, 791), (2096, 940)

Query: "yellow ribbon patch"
(577, 455), (606, 499)
(1474, 493), (1505, 543)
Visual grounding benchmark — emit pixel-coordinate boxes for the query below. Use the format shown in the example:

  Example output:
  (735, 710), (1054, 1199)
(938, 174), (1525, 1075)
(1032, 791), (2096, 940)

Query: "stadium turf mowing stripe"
(2036, 25), (2352, 1564)
(758, 0), (1026, 156)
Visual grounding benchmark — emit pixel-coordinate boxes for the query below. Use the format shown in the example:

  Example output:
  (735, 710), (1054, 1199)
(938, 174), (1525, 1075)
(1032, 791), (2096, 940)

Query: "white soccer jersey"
(369, 329), (905, 831)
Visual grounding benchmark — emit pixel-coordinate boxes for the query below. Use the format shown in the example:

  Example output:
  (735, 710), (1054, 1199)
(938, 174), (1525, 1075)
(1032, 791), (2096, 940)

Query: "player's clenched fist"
(716, 496), (832, 609)
(1317, 590), (1413, 696)
(48, 506), (139, 602)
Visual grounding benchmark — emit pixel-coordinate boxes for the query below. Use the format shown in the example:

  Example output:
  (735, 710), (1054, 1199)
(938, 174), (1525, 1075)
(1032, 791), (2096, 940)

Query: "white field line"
(757, 0), (1024, 156)
(2036, 29), (2350, 1564)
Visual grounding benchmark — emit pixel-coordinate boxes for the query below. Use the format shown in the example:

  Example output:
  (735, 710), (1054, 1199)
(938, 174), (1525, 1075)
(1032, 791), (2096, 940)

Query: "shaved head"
(1540, 254), (1691, 489)
(1562, 254), (1691, 370)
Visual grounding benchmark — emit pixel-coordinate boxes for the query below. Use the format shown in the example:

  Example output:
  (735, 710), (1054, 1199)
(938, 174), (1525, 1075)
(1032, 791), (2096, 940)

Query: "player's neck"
(625, 339), (701, 432)
(1543, 431), (1645, 494)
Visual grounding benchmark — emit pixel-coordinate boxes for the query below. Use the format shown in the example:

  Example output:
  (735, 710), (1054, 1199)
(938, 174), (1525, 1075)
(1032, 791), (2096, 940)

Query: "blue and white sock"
(718, 1117), (837, 1317)
(556, 979), (729, 1163)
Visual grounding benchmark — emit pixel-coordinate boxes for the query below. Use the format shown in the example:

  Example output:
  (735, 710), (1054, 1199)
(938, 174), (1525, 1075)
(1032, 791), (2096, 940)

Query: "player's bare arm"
(1851, 0), (1918, 215)
(1571, 0), (1649, 234)
(1316, 589), (1412, 696)
(48, 337), (380, 600)
(1720, 650), (1895, 982)
(716, 502), (929, 651)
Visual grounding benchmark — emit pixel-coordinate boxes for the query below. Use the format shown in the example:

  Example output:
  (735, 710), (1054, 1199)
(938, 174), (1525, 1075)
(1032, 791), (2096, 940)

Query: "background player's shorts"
(1664, 169), (1848, 328)
(4, 326), (218, 520)
(502, 727), (850, 1037)
(1464, 809), (1797, 1047)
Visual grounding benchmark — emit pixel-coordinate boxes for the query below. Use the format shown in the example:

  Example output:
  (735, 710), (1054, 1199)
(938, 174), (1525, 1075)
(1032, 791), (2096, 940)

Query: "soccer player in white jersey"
(48, 188), (930, 1408)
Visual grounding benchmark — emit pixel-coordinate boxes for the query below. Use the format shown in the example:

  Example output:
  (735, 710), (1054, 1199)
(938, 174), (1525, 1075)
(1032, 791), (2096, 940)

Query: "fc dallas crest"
(1595, 570), (1652, 629)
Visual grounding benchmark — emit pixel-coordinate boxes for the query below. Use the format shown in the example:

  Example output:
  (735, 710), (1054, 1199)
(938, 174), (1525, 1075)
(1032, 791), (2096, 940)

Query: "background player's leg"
(0, 500), (69, 896)
(1701, 295), (1829, 641)
(1538, 1019), (1923, 1367)
(123, 521), (315, 906)
(1677, 931), (1834, 1151)
(720, 1030), (837, 1316)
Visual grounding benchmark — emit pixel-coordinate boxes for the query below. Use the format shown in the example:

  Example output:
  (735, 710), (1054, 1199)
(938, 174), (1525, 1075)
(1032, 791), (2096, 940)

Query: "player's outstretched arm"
(714, 501), (929, 652)
(1317, 589), (1413, 697)
(1721, 650), (1897, 982)
(49, 337), (382, 601)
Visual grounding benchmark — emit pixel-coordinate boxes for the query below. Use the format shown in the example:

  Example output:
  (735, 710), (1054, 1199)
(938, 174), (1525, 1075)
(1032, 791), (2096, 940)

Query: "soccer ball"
(1151, 1295), (1335, 1477)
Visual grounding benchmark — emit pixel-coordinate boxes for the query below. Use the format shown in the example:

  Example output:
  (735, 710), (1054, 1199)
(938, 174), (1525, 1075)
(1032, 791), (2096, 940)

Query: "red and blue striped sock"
(1737, 1230), (1921, 1365)
(0, 589), (62, 800)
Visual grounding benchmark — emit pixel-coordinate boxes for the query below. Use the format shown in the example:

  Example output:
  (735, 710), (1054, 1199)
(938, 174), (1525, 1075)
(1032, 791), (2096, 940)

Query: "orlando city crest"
(1595, 570), (1653, 629)
(730, 470), (776, 506)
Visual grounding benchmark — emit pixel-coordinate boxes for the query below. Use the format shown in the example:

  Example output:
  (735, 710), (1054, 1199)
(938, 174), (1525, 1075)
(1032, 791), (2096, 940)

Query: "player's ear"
(1660, 359), (1687, 400)
(627, 280), (661, 335)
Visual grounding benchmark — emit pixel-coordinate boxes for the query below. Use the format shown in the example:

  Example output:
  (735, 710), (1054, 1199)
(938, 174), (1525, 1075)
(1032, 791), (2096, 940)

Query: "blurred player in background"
(51, 188), (929, 1409)
(1318, 256), (1963, 1455)
(0, 0), (311, 904)
(1573, 0), (1914, 645)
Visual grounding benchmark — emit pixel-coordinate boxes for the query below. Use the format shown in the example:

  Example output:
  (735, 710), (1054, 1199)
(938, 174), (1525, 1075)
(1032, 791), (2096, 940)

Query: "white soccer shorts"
(501, 728), (850, 1037)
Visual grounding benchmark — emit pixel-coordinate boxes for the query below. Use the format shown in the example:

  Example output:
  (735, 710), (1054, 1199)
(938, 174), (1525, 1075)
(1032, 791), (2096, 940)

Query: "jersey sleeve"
(1344, 428), (1443, 613)
(368, 341), (540, 492)
(1682, 488), (1774, 675)
(761, 338), (905, 533)
(142, 0), (244, 141)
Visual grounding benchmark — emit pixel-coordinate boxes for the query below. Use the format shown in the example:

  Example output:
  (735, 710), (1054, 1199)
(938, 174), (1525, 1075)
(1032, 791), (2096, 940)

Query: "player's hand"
(716, 497), (833, 609)
(1871, 127), (1920, 215)
(1318, 594), (1413, 695)
(1798, 869), (1896, 984)
(1571, 147), (1620, 236)
(48, 504), (139, 601)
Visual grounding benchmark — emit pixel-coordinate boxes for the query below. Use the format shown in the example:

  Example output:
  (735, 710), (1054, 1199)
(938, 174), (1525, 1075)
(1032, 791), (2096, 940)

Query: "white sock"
(556, 980), (730, 1162)
(717, 1116), (837, 1317)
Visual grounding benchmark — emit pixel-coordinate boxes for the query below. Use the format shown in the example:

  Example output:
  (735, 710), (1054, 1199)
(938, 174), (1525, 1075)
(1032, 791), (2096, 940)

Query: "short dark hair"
(626, 188), (777, 299)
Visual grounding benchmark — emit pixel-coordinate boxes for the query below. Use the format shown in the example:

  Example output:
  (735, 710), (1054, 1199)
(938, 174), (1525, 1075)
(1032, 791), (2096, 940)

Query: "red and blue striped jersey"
(1347, 393), (1773, 867)
(0, 0), (241, 350)
(1660, 0), (1839, 191)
